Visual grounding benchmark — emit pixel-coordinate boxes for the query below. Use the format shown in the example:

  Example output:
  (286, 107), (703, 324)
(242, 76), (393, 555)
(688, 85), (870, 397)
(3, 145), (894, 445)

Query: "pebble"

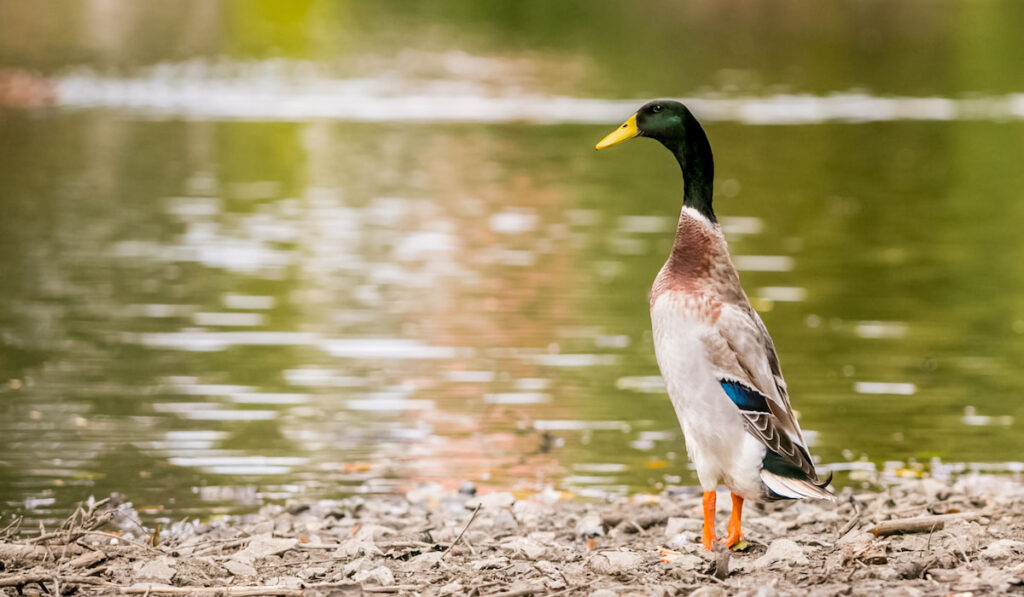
(754, 538), (809, 568)
(587, 550), (644, 575)
(353, 565), (395, 586)
(501, 536), (547, 560)
(134, 556), (176, 583)
(980, 538), (1024, 560)
(223, 559), (257, 577)
(664, 516), (700, 537)
(233, 534), (298, 563)
(468, 492), (516, 510)
(575, 512), (604, 537)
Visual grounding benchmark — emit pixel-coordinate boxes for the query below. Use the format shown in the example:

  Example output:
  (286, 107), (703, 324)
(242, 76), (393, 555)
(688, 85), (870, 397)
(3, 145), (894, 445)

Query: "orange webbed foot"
(726, 492), (744, 547)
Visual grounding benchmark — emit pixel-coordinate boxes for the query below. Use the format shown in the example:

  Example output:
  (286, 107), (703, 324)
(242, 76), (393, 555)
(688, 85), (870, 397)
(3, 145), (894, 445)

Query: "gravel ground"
(2, 476), (1024, 596)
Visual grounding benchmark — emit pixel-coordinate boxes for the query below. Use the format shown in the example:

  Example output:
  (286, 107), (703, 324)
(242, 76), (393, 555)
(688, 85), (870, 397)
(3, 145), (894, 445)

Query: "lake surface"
(2, 0), (1023, 524)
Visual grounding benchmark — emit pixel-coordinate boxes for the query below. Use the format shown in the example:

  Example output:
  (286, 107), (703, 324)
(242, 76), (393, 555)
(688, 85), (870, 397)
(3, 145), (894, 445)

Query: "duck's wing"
(703, 302), (831, 497)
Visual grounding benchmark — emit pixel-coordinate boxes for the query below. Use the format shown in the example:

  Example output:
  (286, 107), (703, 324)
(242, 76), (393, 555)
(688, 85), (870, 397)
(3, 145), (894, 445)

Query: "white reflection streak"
(53, 65), (1024, 124)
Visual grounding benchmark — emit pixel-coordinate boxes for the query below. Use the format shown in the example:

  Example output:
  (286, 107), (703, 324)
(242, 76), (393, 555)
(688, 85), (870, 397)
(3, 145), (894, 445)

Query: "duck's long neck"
(663, 130), (715, 223)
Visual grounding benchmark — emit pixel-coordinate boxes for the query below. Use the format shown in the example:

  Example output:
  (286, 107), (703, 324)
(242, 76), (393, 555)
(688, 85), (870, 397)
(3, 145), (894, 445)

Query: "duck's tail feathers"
(760, 469), (836, 502)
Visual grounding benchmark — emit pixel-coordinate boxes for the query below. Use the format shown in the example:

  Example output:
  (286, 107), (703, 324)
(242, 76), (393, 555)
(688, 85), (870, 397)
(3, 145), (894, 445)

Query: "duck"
(595, 100), (834, 550)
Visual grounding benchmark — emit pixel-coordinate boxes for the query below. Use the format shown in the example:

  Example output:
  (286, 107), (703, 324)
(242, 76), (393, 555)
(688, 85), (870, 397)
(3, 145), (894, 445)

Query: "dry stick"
(872, 512), (980, 537)
(836, 498), (863, 538)
(439, 503), (481, 562)
(0, 574), (111, 588)
(486, 586), (546, 597)
(79, 530), (167, 555)
(115, 584), (424, 596)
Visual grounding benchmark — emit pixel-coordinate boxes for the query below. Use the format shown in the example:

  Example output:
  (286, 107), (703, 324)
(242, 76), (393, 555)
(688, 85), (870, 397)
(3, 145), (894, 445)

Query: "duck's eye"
(652, 105), (663, 113)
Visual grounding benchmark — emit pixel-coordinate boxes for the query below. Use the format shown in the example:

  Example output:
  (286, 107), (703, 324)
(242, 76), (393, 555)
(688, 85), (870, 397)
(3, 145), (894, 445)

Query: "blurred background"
(2, 0), (1024, 524)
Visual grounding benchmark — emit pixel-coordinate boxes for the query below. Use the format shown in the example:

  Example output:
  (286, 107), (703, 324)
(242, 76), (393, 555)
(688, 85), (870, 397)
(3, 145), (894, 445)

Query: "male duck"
(596, 100), (834, 550)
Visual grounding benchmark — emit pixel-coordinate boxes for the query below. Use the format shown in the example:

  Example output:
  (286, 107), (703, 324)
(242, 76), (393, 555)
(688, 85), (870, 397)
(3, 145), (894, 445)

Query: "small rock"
(342, 557), (373, 576)
(352, 524), (396, 541)
(404, 551), (443, 572)
(753, 539), (808, 569)
(981, 538), (1024, 561)
(588, 550), (644, 575)
(665, 516), (700, 537)
(353, 565), (394, 586)
(264, 576), (303, 589)
(333, 539), (381, 559)
(459, 481), (477, 496)
(236, 534), (299, 562)
(837, 529), (872, 548)
(472, 556), (509, 570)
(502, 537), (547, 560)
(440, 581), (464, 595)
(689, 587), (728, 597)
(223, 559), (257, 577)
(134, 557), (176, 584)
(575, 513), (604, 537)
(665, 553), (704, 572)
(468, 492), (516, 509)
(665, 532), (696, 550)
(301, 566), (328, 580)
(251, 520), (275, 535)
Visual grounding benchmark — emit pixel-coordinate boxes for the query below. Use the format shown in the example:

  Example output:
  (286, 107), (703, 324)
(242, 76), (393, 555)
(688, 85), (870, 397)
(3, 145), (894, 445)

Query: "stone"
(688, 587), (727, 597)
(472, 556), (509, 570)
(667, 554), (704, 571)
(235, 534), (298, 563)
(468, 492), (516, 510)
(134, 556), (176, 584)
(575, 513), (604, 537)
(513, 500), (547, 524)
(753, 539), (808, 569)
(403, 551), (443, 572)
(665, 516), (700, 537)
(223, 559), (257, 577)
(501, 537), (547, 560)
(352, 524), (396, 541)
(263, 576), (303, 589)
(587, 550), (645, 575)
(333, 539), (382, 559)
(981, 539), (1024, 561)
(353, 565), (394, 586)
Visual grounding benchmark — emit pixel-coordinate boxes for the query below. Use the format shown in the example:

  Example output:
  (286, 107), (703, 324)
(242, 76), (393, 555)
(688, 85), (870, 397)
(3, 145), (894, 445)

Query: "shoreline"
(2, 476), (1023, 596)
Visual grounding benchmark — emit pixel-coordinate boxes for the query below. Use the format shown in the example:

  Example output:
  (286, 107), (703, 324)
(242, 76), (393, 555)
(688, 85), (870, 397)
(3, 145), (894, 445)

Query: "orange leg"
(726, 492), (744, 547)
(701, 491), (716, 550)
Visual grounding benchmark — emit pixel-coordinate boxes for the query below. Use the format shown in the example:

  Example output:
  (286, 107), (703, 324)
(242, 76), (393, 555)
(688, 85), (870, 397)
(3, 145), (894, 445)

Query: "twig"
(439, 503), (481, 562)
(0, 574), (111, 588)
(72, 530), (166, 555)
(485, 586), (545, 597)
(872, 512), (980, 537)
(837, 498), (862, 538)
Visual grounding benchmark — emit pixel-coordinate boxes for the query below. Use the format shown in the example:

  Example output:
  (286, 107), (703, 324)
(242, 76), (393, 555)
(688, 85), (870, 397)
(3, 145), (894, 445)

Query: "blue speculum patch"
(719, 380), (771, 413)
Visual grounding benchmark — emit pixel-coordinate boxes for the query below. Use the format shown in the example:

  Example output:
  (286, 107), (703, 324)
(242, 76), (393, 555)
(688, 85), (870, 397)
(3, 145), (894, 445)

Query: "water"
(2, 0), (1024, 524)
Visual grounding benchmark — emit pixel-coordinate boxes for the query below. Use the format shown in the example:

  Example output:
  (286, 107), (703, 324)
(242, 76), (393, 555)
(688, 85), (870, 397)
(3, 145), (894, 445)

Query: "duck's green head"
(595, 100), (697, 150)
(595, 99), (716, 221)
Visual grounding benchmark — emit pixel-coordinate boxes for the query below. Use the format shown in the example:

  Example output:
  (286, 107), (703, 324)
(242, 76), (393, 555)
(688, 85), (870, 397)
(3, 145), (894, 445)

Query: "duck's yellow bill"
(595, 114), (639, 150)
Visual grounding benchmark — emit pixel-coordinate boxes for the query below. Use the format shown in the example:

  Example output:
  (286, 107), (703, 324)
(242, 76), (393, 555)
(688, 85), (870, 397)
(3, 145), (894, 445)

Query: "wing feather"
(702, 303), (819, 481)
